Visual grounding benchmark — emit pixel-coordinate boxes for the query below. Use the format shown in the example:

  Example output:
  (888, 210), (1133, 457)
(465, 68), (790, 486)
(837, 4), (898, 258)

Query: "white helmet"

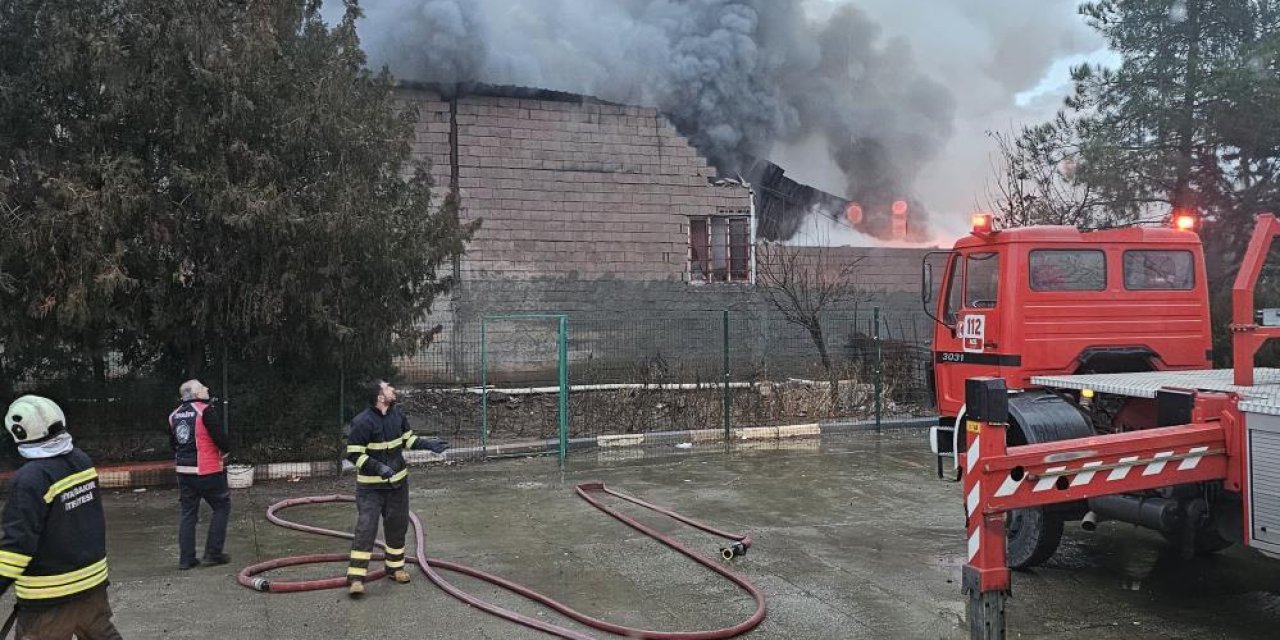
(5, 395), (67, 444)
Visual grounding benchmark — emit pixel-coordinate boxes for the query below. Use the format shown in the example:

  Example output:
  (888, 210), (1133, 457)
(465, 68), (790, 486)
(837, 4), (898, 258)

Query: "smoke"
(341, 0), (957, 237)
(827, 0), (1108, 237)
(337, 1), (1105, 243)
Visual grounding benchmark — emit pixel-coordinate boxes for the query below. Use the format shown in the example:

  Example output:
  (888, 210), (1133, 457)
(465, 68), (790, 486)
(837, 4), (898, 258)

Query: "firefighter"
(345, 379), (448, 597)
(168, 379), (232, 570)
(0, 395), (122, 639)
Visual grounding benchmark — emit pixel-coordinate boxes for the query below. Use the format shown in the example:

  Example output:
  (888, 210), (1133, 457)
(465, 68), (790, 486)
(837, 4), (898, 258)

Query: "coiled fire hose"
(237, 482), (767, 639)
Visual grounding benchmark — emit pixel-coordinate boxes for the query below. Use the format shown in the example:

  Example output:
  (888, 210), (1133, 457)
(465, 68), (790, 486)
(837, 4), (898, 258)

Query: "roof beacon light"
(1173, 211), (1199, 232)
(971, 213), (995, 236)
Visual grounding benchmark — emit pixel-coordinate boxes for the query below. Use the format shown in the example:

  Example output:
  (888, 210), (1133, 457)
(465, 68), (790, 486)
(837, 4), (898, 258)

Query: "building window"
(689, 216), (750, 283)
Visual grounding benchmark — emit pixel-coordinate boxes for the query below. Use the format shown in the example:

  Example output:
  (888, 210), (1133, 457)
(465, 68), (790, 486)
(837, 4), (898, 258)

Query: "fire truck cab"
(924, 215), (1217, 567)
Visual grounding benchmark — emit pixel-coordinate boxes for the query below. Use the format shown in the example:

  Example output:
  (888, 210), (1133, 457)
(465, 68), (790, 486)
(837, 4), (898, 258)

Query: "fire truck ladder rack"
(1032, 368), (1280, 417)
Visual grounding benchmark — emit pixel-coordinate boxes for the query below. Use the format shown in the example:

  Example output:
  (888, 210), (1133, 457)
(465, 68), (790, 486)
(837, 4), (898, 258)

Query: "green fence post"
(723, 309), (731, 442)
(480, 317), (488, 452)
(558, 315), (569, 468)
(874, 306), (882, 433)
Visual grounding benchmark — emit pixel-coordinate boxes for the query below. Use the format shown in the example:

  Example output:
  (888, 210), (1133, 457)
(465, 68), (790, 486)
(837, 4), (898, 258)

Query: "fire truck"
(924, 212), (1280, 637)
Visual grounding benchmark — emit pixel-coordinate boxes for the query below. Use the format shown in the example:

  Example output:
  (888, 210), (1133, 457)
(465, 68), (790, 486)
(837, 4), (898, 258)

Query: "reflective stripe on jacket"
(345, 405), (429, 488)
(0, 449), (110, 608)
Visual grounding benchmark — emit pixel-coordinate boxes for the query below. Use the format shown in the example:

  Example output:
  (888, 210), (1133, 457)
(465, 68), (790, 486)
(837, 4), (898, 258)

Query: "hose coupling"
(720, 542), (748, 560)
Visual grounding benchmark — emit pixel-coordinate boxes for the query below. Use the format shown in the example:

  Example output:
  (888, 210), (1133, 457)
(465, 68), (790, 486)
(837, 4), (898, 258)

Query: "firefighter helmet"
(5, 395), (66, 444)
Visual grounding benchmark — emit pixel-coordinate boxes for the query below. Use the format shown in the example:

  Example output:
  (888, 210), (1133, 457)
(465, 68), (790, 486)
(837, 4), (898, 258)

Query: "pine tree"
(0, 0), (476, 385)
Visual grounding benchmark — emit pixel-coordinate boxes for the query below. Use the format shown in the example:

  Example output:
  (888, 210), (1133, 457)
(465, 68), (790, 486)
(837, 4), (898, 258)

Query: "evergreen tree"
(0, 0), (475, 385)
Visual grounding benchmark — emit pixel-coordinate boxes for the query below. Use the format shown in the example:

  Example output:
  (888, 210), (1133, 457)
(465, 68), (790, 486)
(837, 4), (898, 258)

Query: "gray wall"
(394, 86), (935, 384)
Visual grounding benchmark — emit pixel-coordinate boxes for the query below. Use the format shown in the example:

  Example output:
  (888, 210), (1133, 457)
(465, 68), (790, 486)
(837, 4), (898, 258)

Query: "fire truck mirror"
(921, 262), (933, 304)
(964, 377), (1008, 424)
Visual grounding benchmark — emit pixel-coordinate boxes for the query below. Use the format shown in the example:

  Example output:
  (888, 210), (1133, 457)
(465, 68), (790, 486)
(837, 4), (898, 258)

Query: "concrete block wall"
(391, 85), (935, 384)
(401, 89), (750, 281)
(398, 88), (452, 195)
(401, 272), (932, 385)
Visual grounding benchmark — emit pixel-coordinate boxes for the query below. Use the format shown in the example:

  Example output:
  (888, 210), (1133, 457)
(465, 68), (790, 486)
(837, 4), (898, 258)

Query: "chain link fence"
(398, 306), (934, 450)
(2, 307), (936, 482)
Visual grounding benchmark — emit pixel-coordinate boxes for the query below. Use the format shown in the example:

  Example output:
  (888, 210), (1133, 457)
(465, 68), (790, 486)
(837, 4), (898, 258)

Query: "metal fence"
(2, 307), (936, 481)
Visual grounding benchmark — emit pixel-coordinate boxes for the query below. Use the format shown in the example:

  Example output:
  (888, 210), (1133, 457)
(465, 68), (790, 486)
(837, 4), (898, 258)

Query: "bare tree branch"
(756, 242), (875, 406)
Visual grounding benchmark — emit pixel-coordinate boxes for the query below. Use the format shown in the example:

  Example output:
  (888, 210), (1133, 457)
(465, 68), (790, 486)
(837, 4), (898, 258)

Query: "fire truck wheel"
(1006, 507), (1064, 569)
(1003, 392), (1094, 569)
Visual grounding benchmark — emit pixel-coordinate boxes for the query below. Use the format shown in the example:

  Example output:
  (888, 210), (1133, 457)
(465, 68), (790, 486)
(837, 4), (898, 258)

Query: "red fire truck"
(925, 212), (1280, 637)
(926, 211), (1218, 567)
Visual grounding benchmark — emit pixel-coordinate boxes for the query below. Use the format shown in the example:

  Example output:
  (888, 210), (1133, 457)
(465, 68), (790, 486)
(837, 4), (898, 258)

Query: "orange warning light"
(1172, 211), (1199, 231)
(971, 213), (994, 235)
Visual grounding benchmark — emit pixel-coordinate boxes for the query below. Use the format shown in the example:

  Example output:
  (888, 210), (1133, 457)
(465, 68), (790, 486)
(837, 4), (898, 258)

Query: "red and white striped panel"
(966, 482), (982, 562)
(963, 424), (985, 562)
(992, 445), (1212, 500)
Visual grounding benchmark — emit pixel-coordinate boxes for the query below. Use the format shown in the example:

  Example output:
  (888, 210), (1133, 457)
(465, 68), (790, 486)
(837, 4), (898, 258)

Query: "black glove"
(377, 463), (396, 480)
(423, 439), (449, 454)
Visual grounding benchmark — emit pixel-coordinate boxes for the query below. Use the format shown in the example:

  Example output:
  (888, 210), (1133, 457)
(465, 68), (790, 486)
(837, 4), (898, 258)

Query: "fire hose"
(237, 482), (767, 639)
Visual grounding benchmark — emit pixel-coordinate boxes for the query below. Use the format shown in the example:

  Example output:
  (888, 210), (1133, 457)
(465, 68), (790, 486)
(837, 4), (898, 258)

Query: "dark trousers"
(14, 587), (122, 640)
(347, 483), (409, 582)
(178, 471), (231, 564)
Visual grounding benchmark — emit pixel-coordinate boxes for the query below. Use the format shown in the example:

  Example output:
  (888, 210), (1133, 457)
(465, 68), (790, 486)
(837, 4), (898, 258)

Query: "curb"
(28, 416), (938, 491)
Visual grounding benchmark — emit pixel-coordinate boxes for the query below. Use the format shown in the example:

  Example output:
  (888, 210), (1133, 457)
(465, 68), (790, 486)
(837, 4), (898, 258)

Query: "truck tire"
(1006, 508), (1064, 570)
(1003, 392), (1094, 569)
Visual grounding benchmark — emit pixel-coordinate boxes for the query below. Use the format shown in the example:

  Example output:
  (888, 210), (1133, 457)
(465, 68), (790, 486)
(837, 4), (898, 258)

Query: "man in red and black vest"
(169, 379), (232, 570)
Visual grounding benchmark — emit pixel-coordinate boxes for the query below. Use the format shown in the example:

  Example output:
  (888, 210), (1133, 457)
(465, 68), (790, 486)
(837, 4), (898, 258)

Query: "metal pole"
(221, 344), (229, 436)
(874, 306), (882, 433)
(723, 309), (731, 442)
(480, 317), (488, 452)
(558, 315), (569, 467)
(747, 186), (757, 285)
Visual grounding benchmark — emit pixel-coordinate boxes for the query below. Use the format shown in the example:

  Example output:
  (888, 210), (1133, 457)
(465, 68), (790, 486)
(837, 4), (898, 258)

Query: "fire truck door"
(934, 252), (1004, 413)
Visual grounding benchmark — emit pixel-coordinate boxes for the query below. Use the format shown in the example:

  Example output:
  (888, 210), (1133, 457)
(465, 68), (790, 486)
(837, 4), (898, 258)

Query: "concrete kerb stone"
(566, 436), (598, 451)
(736, 426), (779, 441)
(777, 423), (821, 438)
(688, 428), (724, 443)
(640, 430), (691, 445)
(598, 434), (645, 448)
(46, 416), (938, 491)
(820, 416), (938, 434)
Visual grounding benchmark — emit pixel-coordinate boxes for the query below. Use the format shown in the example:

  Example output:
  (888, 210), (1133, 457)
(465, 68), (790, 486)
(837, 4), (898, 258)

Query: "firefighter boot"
(348, 580), (365, 598)
(392, 569), (411, 584)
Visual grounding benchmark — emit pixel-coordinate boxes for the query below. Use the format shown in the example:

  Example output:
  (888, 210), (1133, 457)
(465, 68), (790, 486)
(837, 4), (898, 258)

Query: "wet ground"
(46, 429), (1280, 639)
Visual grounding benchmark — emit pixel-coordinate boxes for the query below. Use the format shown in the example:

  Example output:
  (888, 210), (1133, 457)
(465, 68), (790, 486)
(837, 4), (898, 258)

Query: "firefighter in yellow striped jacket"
(1, 396), (121, 638)
(344, 380), (448, 597)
